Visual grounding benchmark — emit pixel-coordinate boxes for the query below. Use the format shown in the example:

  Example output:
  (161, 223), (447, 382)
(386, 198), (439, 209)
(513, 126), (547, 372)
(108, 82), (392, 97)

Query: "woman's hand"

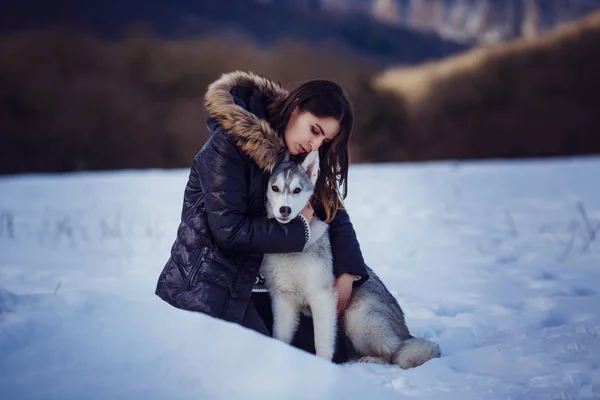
(300, 201), (314, 223)
(335, 273), (355, 315)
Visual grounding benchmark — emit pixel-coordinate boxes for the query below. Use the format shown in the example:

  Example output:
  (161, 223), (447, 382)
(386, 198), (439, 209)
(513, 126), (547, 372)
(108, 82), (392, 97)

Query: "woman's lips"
(299, 144), (308, 153)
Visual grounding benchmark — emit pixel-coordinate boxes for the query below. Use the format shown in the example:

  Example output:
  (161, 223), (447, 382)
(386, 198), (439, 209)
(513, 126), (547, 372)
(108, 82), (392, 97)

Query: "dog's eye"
(293, 188), (301, 194)
(271, 185), (280, 192)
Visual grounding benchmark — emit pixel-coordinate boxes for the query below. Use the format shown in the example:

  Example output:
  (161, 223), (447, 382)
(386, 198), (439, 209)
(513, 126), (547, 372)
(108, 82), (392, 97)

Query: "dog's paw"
(357, 356), (387, 365)
(316, 351), (334, 362)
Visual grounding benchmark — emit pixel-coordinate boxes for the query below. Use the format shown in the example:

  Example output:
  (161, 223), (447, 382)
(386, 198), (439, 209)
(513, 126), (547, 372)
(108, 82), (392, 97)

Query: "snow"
(1, 156), (600, 399)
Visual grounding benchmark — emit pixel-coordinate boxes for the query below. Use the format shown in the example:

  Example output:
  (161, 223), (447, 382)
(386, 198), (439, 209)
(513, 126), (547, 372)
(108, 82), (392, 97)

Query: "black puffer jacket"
(155, 71), (369, 324)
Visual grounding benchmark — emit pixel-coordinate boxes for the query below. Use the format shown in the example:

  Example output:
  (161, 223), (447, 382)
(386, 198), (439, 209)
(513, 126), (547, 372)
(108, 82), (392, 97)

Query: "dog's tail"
(392, 336), (441, 369)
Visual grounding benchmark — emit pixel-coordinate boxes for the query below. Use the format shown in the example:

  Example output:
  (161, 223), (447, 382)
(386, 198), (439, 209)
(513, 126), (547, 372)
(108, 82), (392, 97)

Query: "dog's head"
(266, 151), (320, 224)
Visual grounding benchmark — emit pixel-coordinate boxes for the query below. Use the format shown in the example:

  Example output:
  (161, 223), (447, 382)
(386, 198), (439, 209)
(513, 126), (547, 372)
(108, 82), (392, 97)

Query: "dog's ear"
(300, 151), (320, 186)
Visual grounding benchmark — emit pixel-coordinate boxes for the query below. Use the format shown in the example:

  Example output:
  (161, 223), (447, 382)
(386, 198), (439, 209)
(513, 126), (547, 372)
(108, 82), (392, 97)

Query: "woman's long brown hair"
(268, 80), (353, 223)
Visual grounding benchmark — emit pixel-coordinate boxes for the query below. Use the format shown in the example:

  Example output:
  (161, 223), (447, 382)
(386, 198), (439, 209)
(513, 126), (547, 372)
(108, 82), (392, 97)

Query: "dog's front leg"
(309, 290), (337, 361)
(272, 293), (300, 344)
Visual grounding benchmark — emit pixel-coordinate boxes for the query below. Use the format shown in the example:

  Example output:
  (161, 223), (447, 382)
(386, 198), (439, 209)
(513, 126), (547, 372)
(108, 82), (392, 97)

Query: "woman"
(155, 71), (369, 362)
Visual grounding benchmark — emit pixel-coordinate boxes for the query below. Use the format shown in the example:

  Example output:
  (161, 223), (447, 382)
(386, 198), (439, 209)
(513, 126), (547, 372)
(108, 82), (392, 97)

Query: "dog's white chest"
(260, 220), (333, 297)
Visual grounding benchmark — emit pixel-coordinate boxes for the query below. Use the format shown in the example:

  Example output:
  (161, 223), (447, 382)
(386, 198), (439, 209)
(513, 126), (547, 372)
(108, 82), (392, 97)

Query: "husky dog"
(260, 151), (441, 368)
(260, 151), (338, 360)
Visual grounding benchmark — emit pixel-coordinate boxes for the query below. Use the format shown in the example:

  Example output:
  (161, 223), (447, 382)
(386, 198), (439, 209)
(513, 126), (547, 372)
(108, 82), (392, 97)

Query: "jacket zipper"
(187, 246), (209, 290)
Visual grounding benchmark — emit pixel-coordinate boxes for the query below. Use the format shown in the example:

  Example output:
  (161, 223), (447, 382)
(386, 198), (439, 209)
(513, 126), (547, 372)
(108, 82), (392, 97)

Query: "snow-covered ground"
(1, 156), (599, 399)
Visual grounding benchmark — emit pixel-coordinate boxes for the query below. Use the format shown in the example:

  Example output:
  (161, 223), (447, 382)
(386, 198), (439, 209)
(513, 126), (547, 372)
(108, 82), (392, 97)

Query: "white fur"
(261, 221), (338, 360)
(266, 151), (319, 224)
(261, 150), (441, 367)
(262, 151), (339, 360)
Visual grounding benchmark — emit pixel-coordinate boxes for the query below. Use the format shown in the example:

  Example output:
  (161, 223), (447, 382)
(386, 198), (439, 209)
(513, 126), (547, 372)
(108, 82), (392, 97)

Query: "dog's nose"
(279, 206), (291, 218)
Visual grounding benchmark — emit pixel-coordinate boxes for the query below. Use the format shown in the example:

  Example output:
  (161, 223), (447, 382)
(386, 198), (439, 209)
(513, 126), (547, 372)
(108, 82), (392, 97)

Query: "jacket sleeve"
(196, 131), (307, 254)
(328, 207), (369, 286)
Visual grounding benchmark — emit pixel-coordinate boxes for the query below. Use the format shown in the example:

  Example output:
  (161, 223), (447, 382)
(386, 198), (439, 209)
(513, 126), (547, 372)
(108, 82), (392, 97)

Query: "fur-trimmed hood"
(204, 71), (288, 173)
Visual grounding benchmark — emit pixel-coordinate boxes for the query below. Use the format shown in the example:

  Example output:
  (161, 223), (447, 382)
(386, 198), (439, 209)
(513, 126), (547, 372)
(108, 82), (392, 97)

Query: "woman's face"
(284, 108), (340, 156)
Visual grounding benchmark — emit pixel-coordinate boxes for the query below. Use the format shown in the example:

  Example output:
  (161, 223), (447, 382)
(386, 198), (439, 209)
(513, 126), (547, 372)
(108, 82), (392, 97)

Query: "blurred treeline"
(1, 8), (600, 174)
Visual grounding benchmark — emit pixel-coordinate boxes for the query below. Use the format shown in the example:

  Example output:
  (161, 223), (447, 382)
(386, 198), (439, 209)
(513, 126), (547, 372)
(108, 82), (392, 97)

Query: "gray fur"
(261, 151), (441, 367)
(265, 160), (314, 223)
(342, 266), (441, 368)
(261, 151), (338, 360)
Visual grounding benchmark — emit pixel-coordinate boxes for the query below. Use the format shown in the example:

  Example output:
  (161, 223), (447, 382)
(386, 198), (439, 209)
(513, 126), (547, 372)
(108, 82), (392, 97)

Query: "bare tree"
(448, 0), (471, 31)
(506, 0), (525, 38)
(522, 0), (541, 39)
(372, 0), (400, 24)
(409, 0), (443, 29)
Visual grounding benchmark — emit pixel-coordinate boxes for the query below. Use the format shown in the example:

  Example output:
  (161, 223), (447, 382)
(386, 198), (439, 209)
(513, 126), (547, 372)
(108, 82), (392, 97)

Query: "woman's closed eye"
(312, 124), (332, 144)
